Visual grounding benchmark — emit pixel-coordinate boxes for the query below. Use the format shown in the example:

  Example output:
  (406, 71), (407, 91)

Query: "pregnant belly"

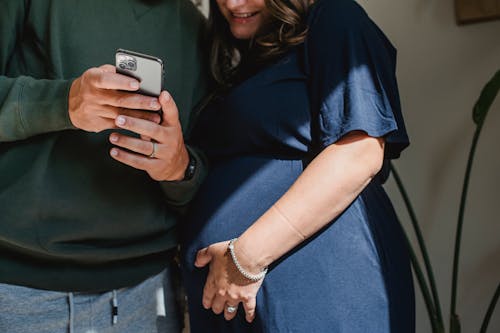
(181, 157), (304, 256)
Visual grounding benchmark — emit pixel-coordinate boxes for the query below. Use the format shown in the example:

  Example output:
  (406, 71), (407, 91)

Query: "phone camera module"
(117, 54), (137, 71)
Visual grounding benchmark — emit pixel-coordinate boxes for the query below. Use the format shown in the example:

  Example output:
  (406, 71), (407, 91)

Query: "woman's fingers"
(211, 294), (226, 315)
(224, 303), (239, 321)
(196, 241), (260, 322)
(202, 279), (216, 310)
(195, 247), (213, 268)
(242, 296), (257, 323)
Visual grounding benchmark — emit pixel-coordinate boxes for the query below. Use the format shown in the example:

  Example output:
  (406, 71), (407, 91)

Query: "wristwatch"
(183, 152), (197, 181)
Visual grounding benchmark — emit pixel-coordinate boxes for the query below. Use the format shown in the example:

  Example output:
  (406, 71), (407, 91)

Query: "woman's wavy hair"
(208, 0), (312, 87)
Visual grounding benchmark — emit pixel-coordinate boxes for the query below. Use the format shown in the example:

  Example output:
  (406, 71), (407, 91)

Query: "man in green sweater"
(0, 0), (207, 332)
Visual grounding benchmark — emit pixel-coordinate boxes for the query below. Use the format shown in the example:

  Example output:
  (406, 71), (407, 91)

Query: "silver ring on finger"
(148, 142), (157, 159)
(226, 305), (237, 314)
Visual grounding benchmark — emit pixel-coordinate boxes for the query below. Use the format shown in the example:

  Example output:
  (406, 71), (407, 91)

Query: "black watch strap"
(183, 152), (197, 181)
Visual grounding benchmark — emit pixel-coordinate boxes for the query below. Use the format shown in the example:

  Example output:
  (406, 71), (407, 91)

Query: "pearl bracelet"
(228, 238), (268, 282)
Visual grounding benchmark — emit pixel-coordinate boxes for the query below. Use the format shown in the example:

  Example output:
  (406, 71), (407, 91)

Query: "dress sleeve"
(305, 0), (409, 159)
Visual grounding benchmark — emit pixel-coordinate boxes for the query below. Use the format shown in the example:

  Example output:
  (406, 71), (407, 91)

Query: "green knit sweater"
(0, 0), (207, 292)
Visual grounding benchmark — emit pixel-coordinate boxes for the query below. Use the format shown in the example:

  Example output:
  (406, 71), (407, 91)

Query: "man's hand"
(108, 91), (189, 181)
(68, 64), (162, 132)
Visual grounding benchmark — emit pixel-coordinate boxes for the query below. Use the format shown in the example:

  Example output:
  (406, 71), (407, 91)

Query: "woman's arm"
(235, 131), (384, 272)
(195, 130), (385, 322)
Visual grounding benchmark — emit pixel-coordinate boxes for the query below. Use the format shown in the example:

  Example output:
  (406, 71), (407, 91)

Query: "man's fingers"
(118, 109), (161, 124)
(86, 118), (117, 133)
(159, 91), (180, 126)
(87, 67), (139, 91)
(115, 115), (165, 142)
(93, 105), (161, 124)
(109, 133), (157, 157)
(105, 90), (161, 111)
(109, 147), (156, 171)
(242, 297), (257, 323)
(99, 64), (117, 73)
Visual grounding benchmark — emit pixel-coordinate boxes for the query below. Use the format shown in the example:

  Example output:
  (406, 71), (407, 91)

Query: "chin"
(230, 28), (256, 40)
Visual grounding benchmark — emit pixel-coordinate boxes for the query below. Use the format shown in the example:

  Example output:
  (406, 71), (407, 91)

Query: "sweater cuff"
(159, 145), (207, 207)
(20, 77), (76, 137)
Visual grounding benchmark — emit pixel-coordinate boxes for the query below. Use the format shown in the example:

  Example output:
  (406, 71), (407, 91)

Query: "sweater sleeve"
(0, 1), (75, 142)
(160, 145), (208, 207)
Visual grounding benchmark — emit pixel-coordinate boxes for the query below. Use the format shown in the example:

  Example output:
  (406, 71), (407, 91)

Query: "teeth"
(233, 12), (255, 18)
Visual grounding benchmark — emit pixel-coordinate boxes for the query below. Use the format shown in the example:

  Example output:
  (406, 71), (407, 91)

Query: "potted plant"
(391, 70), (500, 333)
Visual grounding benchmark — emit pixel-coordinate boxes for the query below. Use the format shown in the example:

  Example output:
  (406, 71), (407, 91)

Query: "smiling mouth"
(231, 12), (258, 19)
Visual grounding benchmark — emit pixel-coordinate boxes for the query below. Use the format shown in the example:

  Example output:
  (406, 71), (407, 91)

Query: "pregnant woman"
(181, 0), (415, 332)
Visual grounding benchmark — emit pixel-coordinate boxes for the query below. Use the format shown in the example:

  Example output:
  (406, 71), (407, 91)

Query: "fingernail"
(153, 114), (161, 124)
(109, 134), (118, 143)
(130, 81), (139, 89)
(150, 100), (160, 109)
(116, 116), (126, 126)
(163, 91), (171, 102)
(110, 148), (118, 157)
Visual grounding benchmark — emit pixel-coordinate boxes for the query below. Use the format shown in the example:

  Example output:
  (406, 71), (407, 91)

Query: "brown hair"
(208, 0), (312, 88)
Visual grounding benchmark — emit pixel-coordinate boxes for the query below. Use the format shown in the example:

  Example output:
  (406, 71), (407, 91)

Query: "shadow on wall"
(391, 70), (500, 333)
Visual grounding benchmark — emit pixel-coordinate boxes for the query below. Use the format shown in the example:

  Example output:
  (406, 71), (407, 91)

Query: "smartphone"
(115, 48), (164, 97)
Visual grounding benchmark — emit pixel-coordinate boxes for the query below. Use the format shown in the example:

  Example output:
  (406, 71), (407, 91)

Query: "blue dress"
(181, 1), (415, 332)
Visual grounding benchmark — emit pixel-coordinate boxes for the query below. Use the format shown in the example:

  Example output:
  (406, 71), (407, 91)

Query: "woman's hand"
(195, 241), (264, 323)
(108, 90), (189, 181)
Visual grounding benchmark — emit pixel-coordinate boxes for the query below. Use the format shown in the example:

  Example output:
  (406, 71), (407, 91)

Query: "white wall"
(357, 0), (500, 332)
(194, 0), (500, 332)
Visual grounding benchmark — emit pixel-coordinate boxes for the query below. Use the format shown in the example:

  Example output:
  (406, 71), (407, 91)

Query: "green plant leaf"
(480, 283), (500, 333)
(450, 313), (461, 333)
(473, 70), (500, 126)
(452, 71), (499, 333)
(390, 163), (444, 331)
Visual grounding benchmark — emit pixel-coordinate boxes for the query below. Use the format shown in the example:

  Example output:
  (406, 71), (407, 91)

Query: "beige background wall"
(357, 0), (500, 332)
(194, 0), (500, 332)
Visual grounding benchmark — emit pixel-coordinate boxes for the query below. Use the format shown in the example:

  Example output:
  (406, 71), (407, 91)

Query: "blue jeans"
(0, 266), (182, 333)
